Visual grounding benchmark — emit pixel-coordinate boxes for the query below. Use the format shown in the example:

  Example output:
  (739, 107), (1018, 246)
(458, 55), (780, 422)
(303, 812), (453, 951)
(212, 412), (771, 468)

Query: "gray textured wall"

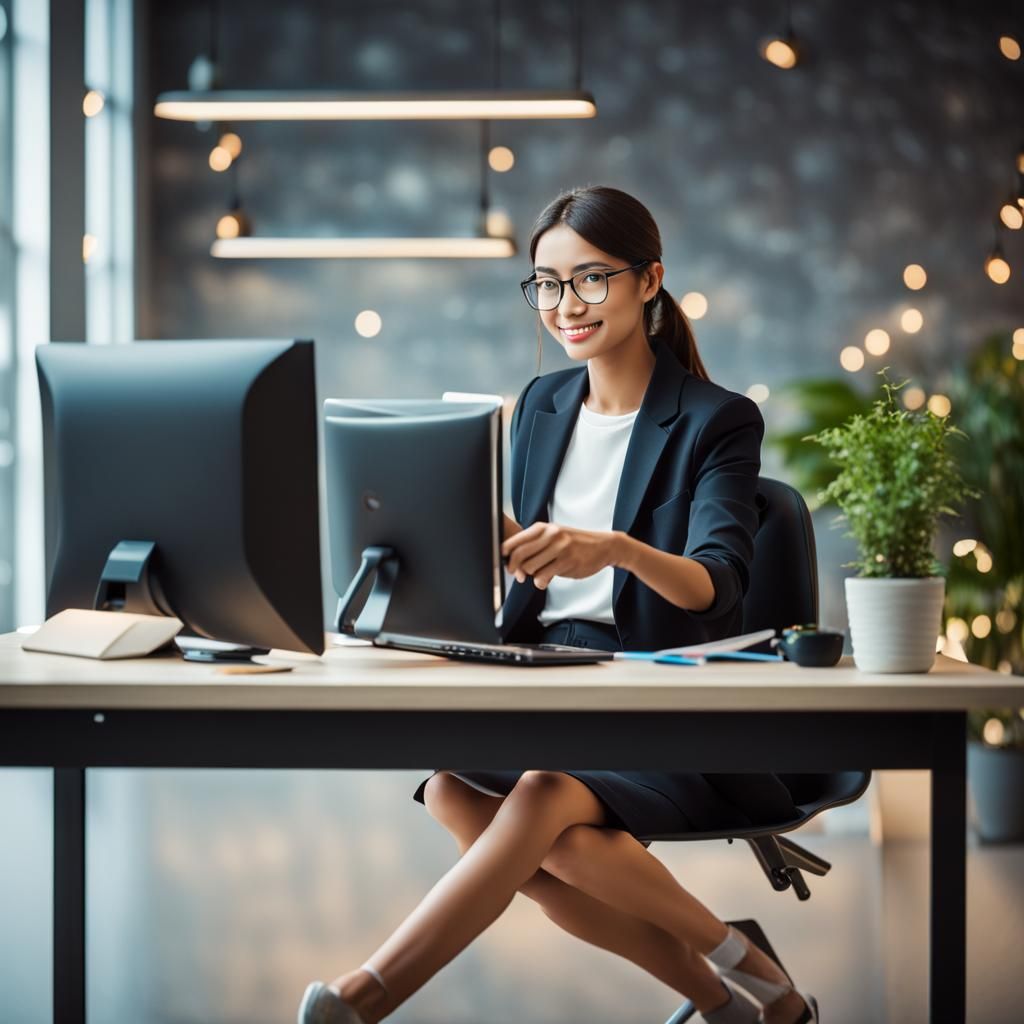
(144, 0), (1024, 630)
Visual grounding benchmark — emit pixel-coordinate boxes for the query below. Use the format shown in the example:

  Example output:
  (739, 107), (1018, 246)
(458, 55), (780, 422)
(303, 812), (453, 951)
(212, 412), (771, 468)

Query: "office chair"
(640, 478), (871, 1023)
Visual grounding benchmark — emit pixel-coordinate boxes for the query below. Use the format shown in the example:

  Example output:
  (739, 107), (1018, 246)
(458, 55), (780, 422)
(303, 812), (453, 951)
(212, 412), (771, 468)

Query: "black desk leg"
(54, 768), (86, 1024)
(930, 712), (967, 1024)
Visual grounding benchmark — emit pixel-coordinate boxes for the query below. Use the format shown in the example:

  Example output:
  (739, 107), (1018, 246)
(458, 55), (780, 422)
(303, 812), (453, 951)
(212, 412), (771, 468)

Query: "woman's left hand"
(501, 522), (624, 589)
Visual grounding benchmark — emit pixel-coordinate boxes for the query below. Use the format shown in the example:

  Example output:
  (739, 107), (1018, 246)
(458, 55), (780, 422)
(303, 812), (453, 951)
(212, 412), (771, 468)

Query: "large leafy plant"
(944, 334), (1024, 748)
(804, 370), (977, 578)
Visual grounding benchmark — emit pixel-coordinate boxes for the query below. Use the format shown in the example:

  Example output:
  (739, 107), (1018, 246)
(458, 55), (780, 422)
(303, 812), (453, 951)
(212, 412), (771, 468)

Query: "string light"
(952, 538), (978, 557)
(215, 201), (251, 241)
(759, 1), (801, 69)
(839, 346), (864, 372)
(745, 384), (770, 404)
(927, 394), (951, 417)
(83, 89), (105, 117)
(219, 132), (243, 158)
(983, 718), (1005, 745)
(901, 308), (924, 333)
(354, 310), (383, 338)
(488, 146), (515, 172)
(996, 609), (1017, 633)
(986, 252), (1011, 283)
(209, 146), (232, 172)
(903, 264), (927, 290)
(999, 35), (1021, 60)
(945, 617), (969, 644)
(971, 615), (992, 639)
(902, 386), (926, 410)
(680, 292), (708, 319)
(999, 200), (1023, 230)
(864, 328), (890, 355)
(985, 232), (1011, 283)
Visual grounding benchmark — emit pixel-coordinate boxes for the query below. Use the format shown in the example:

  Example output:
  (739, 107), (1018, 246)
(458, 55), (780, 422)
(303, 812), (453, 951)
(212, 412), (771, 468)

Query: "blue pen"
(615, 651), (702, 666)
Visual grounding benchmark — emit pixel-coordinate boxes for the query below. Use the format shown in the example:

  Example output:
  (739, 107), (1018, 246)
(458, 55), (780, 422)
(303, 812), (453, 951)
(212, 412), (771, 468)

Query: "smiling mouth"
(559, 321), (603, 339)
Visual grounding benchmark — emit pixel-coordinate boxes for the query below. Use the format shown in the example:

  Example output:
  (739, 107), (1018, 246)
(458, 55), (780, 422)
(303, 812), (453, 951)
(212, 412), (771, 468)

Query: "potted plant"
(805, 370), (977, 673)
(944, 333), (1024, 840)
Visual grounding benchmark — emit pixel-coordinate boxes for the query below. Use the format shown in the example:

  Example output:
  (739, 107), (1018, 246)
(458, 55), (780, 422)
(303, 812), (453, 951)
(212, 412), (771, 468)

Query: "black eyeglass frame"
(519, 259), (651, 311)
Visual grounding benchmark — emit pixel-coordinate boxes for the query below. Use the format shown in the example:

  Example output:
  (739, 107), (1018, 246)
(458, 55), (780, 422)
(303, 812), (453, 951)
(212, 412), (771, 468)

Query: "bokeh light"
(355, 310), (383, 338)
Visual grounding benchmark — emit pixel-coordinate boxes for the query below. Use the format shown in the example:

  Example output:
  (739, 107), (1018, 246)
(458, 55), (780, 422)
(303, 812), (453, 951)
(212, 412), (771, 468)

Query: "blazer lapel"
(611, 343), (687, 608)
(519, 369), (588, 525)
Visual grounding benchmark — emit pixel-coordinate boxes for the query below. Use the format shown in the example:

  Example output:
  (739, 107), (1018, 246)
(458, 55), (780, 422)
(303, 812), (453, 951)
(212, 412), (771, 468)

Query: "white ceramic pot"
(845, 576), (946, 673)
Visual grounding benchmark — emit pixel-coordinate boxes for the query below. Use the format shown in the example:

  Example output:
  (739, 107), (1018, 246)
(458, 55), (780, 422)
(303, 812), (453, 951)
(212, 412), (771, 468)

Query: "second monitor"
(324, 397), (505, 644)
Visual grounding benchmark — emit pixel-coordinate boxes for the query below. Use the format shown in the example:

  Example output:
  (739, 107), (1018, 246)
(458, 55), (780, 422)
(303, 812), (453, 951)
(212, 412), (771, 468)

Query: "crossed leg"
(418, 771), (729, 1012)
(330, 771), (803, 1024)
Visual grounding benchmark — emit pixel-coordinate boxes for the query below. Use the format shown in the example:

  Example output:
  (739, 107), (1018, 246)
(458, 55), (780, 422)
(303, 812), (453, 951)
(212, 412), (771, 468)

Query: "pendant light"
(160, 1), (595, 123)
(211, 3), (518, 261)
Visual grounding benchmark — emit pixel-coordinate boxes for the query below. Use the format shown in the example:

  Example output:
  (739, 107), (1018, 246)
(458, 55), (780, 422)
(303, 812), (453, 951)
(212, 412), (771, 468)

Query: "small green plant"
(805, 369), (978, 578)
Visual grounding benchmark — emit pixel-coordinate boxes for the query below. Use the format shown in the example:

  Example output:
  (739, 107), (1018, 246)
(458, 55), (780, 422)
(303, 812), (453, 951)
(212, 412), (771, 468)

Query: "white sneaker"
(297, 982), (368, 1024)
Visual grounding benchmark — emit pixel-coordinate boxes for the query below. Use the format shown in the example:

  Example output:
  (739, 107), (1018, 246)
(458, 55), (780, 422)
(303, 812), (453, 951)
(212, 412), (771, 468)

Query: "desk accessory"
(22, 608), (183, 659)
(772, 624), (844, 667)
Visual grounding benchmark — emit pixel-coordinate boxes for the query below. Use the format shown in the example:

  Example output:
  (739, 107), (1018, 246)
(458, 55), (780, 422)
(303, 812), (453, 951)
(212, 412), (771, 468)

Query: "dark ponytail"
(528, 186), (710, 381)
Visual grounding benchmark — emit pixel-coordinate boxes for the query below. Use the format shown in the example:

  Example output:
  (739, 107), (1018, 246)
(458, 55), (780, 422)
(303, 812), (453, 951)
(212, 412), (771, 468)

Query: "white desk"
(1, 633), (1020, 1024)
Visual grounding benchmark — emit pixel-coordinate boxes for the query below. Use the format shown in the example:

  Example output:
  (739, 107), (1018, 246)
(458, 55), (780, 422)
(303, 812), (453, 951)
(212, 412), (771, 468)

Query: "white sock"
(705, 925), (791, 1006)
(702, 981), (760, 1024)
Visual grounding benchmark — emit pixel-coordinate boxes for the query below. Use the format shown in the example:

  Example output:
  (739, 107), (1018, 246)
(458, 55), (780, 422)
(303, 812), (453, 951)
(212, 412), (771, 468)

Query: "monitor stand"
(335, 545), (399, 640)
(94, 540), (269, 663)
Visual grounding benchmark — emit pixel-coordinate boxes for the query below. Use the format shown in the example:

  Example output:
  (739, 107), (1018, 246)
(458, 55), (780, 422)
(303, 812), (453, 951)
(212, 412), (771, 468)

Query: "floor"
(0, 769), (1022, 1023)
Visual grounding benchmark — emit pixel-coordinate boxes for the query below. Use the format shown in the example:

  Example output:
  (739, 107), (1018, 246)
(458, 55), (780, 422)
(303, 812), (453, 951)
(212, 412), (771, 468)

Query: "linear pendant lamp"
(210, 236), (516, 259)
(211, 121), (517, 260)
(156, 89), (596, 123)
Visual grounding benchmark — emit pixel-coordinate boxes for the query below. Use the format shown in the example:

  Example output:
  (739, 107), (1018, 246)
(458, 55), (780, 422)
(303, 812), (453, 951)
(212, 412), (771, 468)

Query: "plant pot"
(845, 576), (945, 673)
(968, 741), (1024, 842)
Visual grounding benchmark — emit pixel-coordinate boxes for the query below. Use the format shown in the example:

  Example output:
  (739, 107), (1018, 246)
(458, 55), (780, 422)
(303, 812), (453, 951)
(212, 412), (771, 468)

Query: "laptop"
(373, 632), (615, 666)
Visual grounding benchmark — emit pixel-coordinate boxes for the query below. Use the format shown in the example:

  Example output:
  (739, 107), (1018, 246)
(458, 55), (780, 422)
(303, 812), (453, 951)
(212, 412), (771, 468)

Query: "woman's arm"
(613, 534), (716, 612)
(502, 524), (714, 611)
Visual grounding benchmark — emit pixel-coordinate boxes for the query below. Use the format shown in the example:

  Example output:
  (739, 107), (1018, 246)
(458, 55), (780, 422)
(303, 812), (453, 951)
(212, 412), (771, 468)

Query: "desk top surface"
(0, 632), (1020, 712)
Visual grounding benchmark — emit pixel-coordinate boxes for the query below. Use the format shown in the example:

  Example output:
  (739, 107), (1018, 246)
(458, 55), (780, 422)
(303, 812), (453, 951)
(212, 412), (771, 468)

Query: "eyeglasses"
(520, 260), (650, 311)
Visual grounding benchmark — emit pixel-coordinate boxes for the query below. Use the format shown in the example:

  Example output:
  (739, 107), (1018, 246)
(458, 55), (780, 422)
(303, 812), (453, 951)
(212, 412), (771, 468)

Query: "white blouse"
(538, 402), (639, 626)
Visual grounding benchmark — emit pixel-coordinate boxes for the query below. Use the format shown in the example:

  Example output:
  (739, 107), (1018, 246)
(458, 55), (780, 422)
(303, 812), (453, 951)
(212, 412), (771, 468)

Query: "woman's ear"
(643, 261), (665, 302)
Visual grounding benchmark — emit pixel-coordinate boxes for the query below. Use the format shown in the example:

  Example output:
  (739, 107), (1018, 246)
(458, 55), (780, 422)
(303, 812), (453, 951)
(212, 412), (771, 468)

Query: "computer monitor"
(323, 398), (504, 643)
(36, 339), (324, 657)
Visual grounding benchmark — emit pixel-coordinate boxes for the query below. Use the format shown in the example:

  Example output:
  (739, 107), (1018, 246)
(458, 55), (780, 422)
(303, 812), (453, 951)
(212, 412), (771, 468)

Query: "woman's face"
(530, 223), (661, 361)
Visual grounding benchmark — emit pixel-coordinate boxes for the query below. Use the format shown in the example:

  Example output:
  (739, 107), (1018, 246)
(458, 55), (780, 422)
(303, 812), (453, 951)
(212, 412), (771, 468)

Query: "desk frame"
(0, 706), (966, 1024)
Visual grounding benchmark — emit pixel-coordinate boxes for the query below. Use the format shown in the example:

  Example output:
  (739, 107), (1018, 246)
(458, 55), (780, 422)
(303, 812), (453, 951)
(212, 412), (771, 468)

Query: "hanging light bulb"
(216, 198), (251, 241)
(760, 1), (801, 68)
(83, 89), (105, 117)
(985, 245), (1011, 284)
(1000, 200), (1024, 230)
(209, 145), (233, 172)
(999, 35), (1022, 61)
(219, 131), (243, 159)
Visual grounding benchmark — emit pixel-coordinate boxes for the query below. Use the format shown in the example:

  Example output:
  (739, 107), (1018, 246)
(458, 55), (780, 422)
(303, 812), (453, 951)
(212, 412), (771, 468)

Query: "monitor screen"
(324, 398), (503, 644)
(37, 339), (324, 655)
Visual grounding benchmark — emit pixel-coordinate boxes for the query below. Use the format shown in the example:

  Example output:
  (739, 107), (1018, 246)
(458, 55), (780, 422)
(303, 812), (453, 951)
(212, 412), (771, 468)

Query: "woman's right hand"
(503, 514), (522, 543)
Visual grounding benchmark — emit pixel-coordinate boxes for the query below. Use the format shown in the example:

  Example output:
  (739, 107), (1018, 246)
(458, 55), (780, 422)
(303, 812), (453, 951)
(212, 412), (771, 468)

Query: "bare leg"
(416, 772), (729, 1013)
(538, 821), (809, 1024)
(330, 770), (608, 1023)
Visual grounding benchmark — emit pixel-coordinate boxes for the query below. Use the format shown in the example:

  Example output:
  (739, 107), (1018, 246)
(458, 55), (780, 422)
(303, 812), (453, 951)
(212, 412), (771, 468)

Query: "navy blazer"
(501, 341), (765, 652)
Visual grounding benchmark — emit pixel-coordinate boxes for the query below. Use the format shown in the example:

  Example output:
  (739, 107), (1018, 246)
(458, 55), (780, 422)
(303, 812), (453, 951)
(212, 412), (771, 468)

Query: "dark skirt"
(412, 619), (800, 838)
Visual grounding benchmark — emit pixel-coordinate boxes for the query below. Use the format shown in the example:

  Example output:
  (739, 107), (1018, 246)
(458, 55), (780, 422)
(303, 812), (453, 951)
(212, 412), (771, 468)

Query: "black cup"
(773, 624), (845, 667)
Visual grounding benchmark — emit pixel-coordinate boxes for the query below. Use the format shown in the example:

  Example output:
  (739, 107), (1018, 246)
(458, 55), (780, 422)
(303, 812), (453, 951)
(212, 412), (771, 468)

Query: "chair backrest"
(742, 477), (819, 636)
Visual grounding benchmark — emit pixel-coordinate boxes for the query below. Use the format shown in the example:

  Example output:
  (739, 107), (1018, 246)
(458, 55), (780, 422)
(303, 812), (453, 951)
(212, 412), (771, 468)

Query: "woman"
(299, 187), (817, 1024)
